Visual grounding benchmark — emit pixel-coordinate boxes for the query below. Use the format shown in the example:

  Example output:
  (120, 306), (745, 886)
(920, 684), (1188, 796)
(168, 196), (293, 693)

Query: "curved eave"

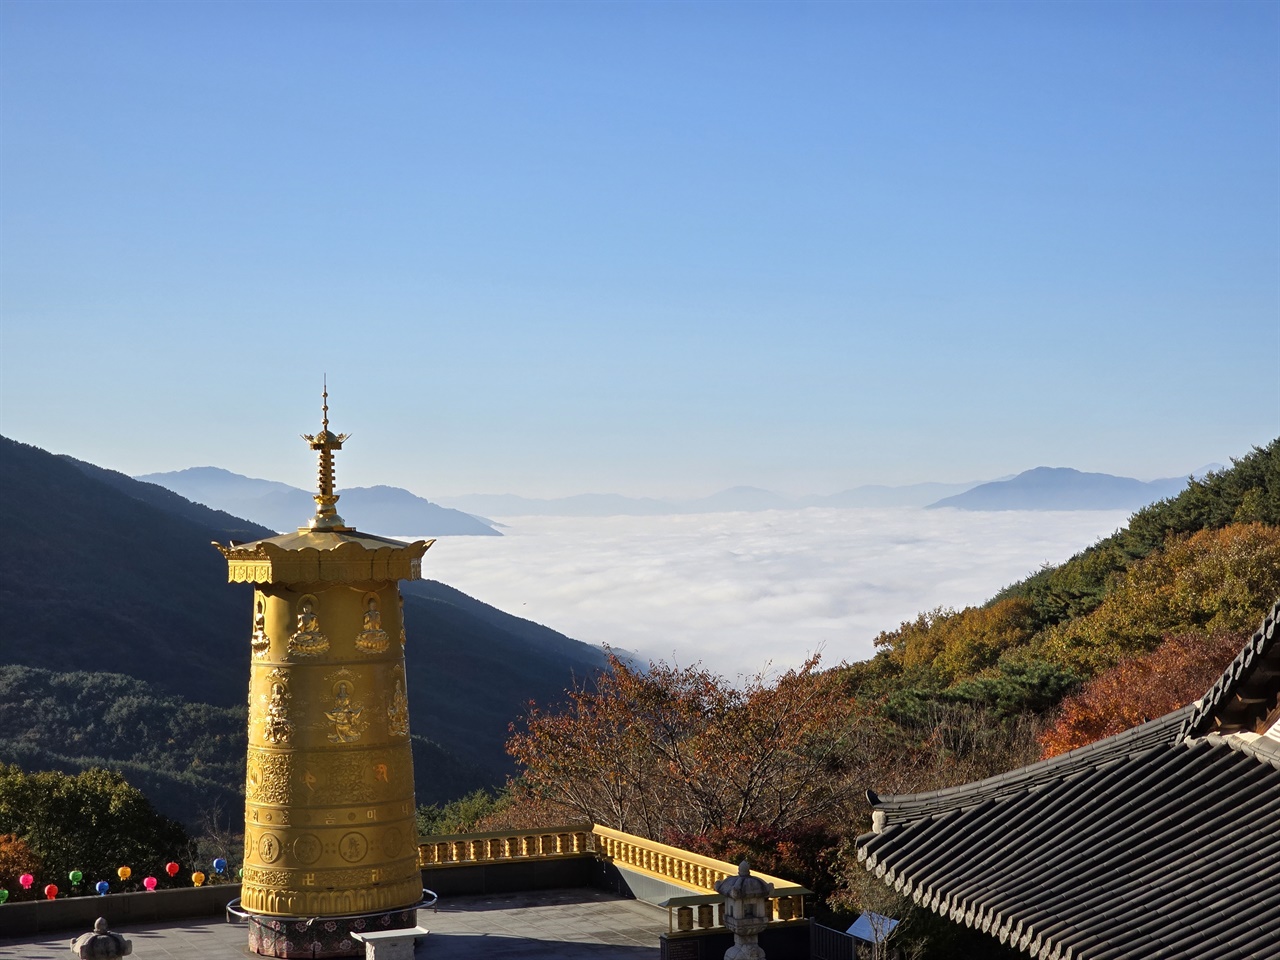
(213, 533), (434, 585)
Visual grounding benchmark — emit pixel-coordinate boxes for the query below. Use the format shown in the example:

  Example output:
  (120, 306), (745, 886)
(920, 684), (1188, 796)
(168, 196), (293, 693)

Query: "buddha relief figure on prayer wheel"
(355, 595), (390, 653)
(289, 596), (329, 656)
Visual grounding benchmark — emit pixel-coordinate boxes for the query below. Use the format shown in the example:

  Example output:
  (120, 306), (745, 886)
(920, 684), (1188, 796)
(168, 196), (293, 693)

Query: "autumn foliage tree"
(1038, 630), (1245, 758)
(874, 598), (1038, 683)
(506, 652), (863, 850)
(0, 833), (42, 899)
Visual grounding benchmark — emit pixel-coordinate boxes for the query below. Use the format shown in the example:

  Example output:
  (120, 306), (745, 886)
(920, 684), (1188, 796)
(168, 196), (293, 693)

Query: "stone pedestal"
(246, 907), (417, 959)
(350, 925), (430, 959)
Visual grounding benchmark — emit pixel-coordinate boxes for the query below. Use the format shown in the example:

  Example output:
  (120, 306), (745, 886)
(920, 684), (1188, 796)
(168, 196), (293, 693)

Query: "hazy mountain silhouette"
(927, 467), (1192, 511)
(139, 466), (499, 536)
(801, 481), (986, 508)
(443, 492), (708, 517)
(680, 486), (792, 512)
(444, 483), (991, 515)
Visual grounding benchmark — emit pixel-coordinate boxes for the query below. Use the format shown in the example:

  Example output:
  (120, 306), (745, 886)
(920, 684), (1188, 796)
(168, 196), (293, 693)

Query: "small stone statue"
(70, 917), (132, 958)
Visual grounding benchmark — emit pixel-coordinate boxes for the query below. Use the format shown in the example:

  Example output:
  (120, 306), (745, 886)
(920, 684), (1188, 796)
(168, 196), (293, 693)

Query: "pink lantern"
(18, 873), (32, 890)
(143, 876), (157, 891)
(43, 884), (58, 900)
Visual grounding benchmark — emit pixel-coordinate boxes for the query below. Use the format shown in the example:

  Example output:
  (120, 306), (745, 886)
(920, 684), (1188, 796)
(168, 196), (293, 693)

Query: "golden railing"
(417, 824), (595, 866)
(417, 822), (810, 935)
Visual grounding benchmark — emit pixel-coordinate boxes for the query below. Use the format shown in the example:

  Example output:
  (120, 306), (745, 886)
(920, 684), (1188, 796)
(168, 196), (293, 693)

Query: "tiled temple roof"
(859, 599), (1280, 960)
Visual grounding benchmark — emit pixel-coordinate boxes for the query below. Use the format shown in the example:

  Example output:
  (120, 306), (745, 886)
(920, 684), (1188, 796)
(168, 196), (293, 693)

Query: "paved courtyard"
(0, 888), (664, 959)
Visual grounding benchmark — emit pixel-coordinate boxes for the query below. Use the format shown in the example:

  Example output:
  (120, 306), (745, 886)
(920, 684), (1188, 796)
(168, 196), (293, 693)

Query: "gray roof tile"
(860, 599), (1280, 960)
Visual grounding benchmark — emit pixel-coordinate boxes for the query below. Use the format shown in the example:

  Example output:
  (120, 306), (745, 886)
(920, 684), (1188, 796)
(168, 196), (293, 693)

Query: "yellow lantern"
(117, 866), (131, 881)
(192, 871), (206, 887)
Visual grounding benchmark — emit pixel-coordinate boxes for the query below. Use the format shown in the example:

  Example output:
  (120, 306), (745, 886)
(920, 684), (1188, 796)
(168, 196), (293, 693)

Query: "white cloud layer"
(410, 507), (1132, 675)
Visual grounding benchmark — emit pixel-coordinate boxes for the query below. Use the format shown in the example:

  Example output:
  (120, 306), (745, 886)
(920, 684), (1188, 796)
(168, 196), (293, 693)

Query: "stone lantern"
(714, 859), (774, 960)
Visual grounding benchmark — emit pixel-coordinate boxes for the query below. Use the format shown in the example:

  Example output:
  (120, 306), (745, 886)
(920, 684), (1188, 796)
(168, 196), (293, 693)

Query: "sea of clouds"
(412, 507), (1132, 675)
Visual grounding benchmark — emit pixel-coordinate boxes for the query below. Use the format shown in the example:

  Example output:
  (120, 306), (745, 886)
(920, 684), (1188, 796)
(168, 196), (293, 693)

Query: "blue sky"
(2, 0), (1277, 498)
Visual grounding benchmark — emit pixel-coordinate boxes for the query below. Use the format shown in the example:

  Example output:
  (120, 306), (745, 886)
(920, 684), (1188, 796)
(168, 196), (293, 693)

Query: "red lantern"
(165, 861), (180, 877)
(43, 884), (58, 900)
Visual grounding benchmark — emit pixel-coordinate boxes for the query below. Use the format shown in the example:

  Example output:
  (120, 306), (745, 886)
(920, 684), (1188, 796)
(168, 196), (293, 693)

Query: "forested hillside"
(0, 666), (490, 821)
(485, 438), (1280, 957)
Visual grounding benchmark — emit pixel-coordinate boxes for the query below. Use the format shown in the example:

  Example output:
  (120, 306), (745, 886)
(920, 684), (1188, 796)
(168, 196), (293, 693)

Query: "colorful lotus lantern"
(18, 874), (32, 890)
(0, 889), (9, 903)
(95, 881), (110, 896)
(191, 871), (205, 887)
(68, 869), (83, 885)
(143, 876), (157, 891)
(213, 857), (227, 874)
(165, 861), (180, 877)
(117, 866), (131, 881)
(43, 884), (57, 900)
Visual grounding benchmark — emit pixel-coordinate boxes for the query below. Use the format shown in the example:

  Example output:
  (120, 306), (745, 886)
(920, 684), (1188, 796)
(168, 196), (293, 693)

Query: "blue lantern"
(213, 858), (227, 874)
(95, 881), (110, 896)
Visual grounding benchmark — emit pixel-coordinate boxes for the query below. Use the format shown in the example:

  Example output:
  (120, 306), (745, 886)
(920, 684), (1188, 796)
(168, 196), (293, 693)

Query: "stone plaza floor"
(0, 888), (665, 959)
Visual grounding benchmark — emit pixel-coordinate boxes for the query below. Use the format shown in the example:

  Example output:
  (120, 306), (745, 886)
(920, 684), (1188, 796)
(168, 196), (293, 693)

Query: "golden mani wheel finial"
(301, 377), (352, 531)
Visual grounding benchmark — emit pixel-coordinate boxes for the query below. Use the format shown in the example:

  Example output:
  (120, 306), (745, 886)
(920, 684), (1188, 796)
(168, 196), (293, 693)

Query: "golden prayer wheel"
(215, 390), (432, 958)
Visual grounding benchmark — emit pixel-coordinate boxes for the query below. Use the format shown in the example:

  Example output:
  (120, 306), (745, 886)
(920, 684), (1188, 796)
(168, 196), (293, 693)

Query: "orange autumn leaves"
(1037, 631), (1243, 758)
(506, 652), (863, 841)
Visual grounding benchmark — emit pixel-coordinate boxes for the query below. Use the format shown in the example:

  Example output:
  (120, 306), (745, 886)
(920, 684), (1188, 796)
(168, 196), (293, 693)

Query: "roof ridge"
(1199, 731), (1280, 771)
(868, 706), (1190, 824)
(1180, 597), (1280, 739)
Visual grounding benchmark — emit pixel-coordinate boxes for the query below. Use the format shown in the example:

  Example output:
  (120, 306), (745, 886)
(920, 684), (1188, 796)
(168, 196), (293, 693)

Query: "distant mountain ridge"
(928, 467), (1196, 512)
(441, 483), (990, 516)
(138, 466), (500, 536)
(441, 469), (1207, 517)
(138, 462), (1218, 523)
